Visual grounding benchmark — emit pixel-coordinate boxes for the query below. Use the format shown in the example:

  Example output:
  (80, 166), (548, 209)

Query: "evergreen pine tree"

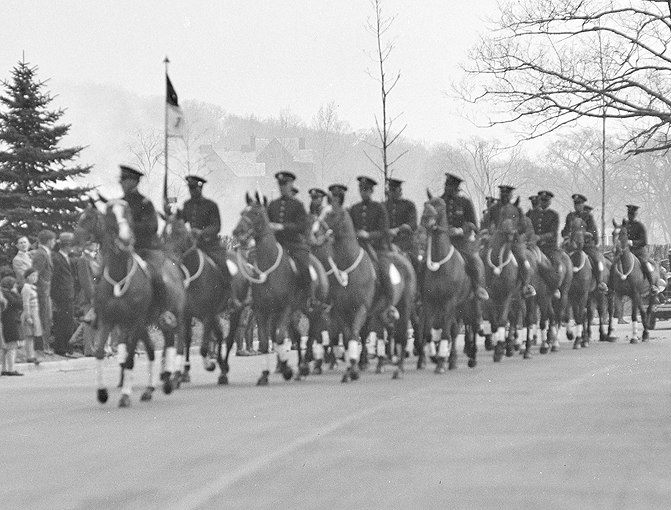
(0, 59), (92, 264)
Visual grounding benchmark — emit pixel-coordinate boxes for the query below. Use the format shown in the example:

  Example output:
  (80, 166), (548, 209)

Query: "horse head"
(565, 217), (586, 252)
(105, 199), (136, 251)
(497, 202), (522, 239)
(319, 201), (355, 241)
(77, 198), (106, 245)
(233, 192), (270, 247)
(611, 219), (630, 258)
(420, 190), (447, 231)
(163, 216), (196, 256)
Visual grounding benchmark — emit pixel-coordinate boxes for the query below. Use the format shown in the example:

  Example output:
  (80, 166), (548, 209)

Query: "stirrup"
(475, 286), (489, 301)
(650, 285), (659, 295)
(598, 282), (608, 293)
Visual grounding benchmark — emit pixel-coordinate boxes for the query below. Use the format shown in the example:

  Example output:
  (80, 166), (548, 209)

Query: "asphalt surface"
(1, 322), (670, 510)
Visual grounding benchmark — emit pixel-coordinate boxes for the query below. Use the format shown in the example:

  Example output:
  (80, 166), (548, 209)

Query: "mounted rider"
(308, 188), (327, 216)
(440, 173), (489, 301)
(561, 194), (608, 292)
(385, 178), (417, 256)
(624, 204), (659, 294)
(349, 176), (396, 316)
(177, 175), (231, 287)
(267, 171), (312, 294)
(328, 184), (348, 207)
(528, 191), (560, 258)
(117, 164), (174, 327)
(484, 184), (535, 298)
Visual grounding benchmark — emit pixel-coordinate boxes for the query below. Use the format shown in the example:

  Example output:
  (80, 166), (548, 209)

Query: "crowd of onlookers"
(0, 230), (100, 376)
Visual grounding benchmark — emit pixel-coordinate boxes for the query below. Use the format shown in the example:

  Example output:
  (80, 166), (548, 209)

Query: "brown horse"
(481, 201), (524, 362)
(163, 217), (234, 385)
(564, 217), (594, 349)
(77, 199), (185, 406)
(233, 193), (327, 385)
(607, 221), (659, 343)
(417, 193), (475, 372)
(319, 200), (377, 382)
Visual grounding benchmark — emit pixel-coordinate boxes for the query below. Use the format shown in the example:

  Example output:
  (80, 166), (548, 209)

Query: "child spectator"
(21, 268), (43, 363)
(1, 276), (24, 376)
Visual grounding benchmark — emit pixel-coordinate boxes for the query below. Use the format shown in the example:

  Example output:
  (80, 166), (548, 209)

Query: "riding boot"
(377, 254), (399, 323)
(516, 251), (535, 298)
(462, 249), (489, 301)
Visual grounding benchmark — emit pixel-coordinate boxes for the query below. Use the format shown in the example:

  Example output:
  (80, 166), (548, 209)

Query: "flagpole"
(163, 56), (170, 216)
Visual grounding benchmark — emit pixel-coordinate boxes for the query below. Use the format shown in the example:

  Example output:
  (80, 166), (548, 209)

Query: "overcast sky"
(1, 0), (499, 143)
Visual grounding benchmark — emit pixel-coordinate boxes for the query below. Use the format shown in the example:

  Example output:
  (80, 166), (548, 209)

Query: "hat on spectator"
(57, 232), (74, 248)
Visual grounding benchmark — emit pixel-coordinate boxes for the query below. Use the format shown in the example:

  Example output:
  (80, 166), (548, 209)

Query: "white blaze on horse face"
(111, 203), (132, 243)
(226, 259), (239, 276)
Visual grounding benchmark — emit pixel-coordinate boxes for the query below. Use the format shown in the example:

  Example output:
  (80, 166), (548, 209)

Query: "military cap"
(444, 173), (463, 186)
(572, 193), (588, 204)
(357, 176), (378, 189)
(185, 175), (207, 187)
(275, 171), (297, 184)
(529, 195), (539, 204)
(120, 165), (144, 180)
(626, 204), (640, 212)
(328, 184), (348, 196)
(309, 188), (327, 199)
(498, 185), (515, 193)
(538, 190), (554, 199)
(388, 178), (404, 189)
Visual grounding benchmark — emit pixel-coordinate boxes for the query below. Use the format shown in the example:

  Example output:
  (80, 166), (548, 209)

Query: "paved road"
(1, 322), (670, 510)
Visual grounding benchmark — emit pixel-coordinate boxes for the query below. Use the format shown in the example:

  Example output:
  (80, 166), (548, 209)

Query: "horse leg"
(94, 321), (113, 404)
(118, 337), (138, 408)
(343, 306), (367, 383)
(200, 316), (216, 374)
(448, 322), (460, 370)
(213, 319), (230, 385)
(256, 312), (272, 386)
(181, 314), (193, 383)
(140, 327), (158, 402)
(630, 295), (641, 344)
(275, 308), (295, 382)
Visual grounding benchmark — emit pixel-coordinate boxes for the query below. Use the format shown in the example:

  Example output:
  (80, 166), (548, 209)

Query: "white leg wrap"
(321, 330), (330, 345)
(175, 354), (185, 372)
(540, 328), (547, 343)
(428, 341), (437, 357)
(312, 342), (325, 360)
(576, 324), (583, 338)
(117, 343), (128, 365)
(202, 356), (211, 370)
(148, 360), (158, 388)
(347, 340), (359, 361)
(366, 331), (377, 353)
(121, 369), (134, 396)
(496, 327), (506, 343)
(431, 328), (442, 342)
(96, 359), (105, 388)
(632, 321), (639, 338)
(567, 319), (575, 337)
(376, 339), (386, 357)
(300, 336), (308, 352)
(438, 339), (449, 357)
(335, 345), (344, 360)
(164, 346), (176, 373)
(277, 338), (291, 362)
(532, 323), (538, 337)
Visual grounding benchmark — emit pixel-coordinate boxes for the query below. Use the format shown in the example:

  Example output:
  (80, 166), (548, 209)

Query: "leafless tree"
(459, 0), (671, 154)
(365, 0), (408, 199)
(311, 101), (351, 185)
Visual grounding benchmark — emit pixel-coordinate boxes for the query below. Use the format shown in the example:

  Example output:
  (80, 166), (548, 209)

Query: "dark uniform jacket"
(267, 196), (308, 247)
(178, 196), (221, 249)
(527, 208), (559, 251)
(562, 211), (599, 245)
(349, 200), (390, 251)
(626, 219), (647, 256)
(386, 198), (417, 253)
(124, 189), (160, 250)
(441, 193), (477, 230)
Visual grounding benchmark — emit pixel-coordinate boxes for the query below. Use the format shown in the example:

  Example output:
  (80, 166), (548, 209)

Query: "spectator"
(12, 236), (33, 288)
(72, 241), (99, 356)
(1, 276), (26, 376)
(51, 232), (76, 357)
(20, 268), (42, 368)
(32, 229), (55, 353)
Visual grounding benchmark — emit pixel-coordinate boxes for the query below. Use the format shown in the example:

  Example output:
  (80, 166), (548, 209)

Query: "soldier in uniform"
(308, 188), (327, 216)
(528, 191), (560, 257)
(385, 178), (417, 256)
(118, 165), (172, 324)
(267, 171), (311, 293)
(526, 194), (540, 216)
(440, 173), (488, 301)
(624, 204), (659, 294)
(177, 175), (231, 286)
(484, 185), (535, 298)
(349, 176), (395, 314)
(561, 194), (607, 292)
(328, 184), (347, 207)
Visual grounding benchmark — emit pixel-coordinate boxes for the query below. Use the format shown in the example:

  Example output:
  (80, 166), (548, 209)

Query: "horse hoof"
(257, 371), (270, 386)
(299, 364), (310, 377)
(434, 358), (446, 373)
(484, 336), (493, 351)
(417, 357), (426, 370)
(313, 366), (323, 376)
(350, 369), (360, 381)
(581, 341), (589, 348)
(448, 360), (457, 370)
(642, 331), (650, 342)
(630, 337), (639, 344)
(505, 345), (514, 357)
(513, 343), (520, 351)
(493, 342), (504, 362)
(341, 373), (350, 383)
(573, 340), (581, 350)
(163, 380), (173, 395)
(172, 373), (182, 390)
(551, 345), (559, 352)
(358, 362), (369, 372)
(205, 360), (216, 372)
(181, 372), (191, 383)
(97, 388), (109, 404)
(467, 358), (476, 368)
(282, 366), (294, 381)
(375, 358), (385, 374)
(566, 331), (574, 340)
(540, 343), (549, 354)
(118, 394), (131, 408)
(392, 370), (402, 380)
(523, 350), (531, 360)
(140, 387), (154, 401)
(218, 374), (229, 385)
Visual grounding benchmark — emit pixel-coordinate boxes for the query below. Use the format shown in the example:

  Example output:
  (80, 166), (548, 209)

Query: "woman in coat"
(21, 267), (42, 364)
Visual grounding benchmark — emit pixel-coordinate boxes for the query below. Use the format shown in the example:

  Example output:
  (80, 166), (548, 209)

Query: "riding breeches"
(632, 248), (655, 283)
(582, 243), (603, 283)
(511, 239), (530, 285)
(285, 244), (312, 291)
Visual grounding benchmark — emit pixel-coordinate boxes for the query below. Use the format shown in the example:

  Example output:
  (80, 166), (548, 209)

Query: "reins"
(425, 230), (455, 272)
(486, 243), (516, 276)
(236, 242), (284, 284)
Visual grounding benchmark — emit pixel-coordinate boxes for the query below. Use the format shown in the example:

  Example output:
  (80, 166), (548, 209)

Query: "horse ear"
(254, 191), (260, 204)
(245, 192), (251, 205)
(612, 218), (618, 228)
(514, 196), (520, 207)
(427, 189), (433, 200)
(97, 192), (108, 204)
(263, 196), (268, 208)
